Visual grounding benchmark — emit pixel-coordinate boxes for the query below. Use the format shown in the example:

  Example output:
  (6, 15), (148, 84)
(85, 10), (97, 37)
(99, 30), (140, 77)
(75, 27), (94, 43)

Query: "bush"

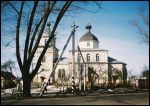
(115, 83), (125, 88)
(2, 79), (16, 89)
(92, 86), (100, 91)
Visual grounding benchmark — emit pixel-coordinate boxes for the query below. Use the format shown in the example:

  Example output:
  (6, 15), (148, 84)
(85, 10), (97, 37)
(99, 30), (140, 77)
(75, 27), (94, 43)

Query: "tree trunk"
(113, 79), (116, 86)
(91, 81), (94, 89)
(22, 76), (32, 97)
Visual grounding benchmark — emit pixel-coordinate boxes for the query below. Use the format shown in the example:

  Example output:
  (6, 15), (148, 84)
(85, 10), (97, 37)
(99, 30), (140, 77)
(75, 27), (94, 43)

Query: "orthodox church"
(33, 24), (127, 86)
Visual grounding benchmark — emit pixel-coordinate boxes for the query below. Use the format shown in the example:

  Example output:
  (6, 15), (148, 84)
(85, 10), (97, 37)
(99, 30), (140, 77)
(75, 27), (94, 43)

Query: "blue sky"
(1, 1), (149, 77)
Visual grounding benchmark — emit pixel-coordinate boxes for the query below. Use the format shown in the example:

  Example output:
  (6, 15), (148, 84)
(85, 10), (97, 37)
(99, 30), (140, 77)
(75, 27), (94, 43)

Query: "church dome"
(79, 24), (99, 49)
(79, 24), (99, 42)
(79, 32), (98, 42)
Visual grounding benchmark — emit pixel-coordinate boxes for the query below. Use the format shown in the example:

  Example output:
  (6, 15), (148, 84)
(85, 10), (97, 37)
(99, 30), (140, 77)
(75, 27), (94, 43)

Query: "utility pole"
(78, 48), (82, 90)
(71, 22), (78, 93)
(72, 22), (75, 77)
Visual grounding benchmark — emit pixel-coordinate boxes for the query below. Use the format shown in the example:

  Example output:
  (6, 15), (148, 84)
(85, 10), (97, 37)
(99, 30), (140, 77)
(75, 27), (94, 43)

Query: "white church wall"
(90, 64), (108, 84)
(79, 41), (99, 49)
(79, 41), (94, 49)
(33, 46), (58, 83)
(100, 51), (108, 62)
(93, 40), (99, 48)
(33, 58), (53, 83)
(69, 50), (108, 63)
(111, 64), (123, 72)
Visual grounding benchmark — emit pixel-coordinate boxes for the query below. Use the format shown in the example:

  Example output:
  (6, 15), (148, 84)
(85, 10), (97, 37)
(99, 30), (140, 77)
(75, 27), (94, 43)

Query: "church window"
(62, 69), (65, 78)
(96, 54), (99, 62)
(87, 42), (90, 46)
(41, 56), (46, 63)
(58, 69), (61, 78)
(87, 54), (90, 62)
(45, 39), (47, 45)
(58, 69), (65, 78)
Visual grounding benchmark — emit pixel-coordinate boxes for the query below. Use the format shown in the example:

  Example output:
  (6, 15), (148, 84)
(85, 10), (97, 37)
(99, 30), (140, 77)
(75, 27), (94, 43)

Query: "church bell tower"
(34, 22), (59, 83)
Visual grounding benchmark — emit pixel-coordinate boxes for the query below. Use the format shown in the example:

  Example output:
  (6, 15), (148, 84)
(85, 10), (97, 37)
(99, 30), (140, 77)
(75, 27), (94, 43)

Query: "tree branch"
(28, 16), (44, 55)
(16, 1), (25, 72)
(31, 1), (72, 78)
(71, 3), (100, 13)
(5, 37), (16, 47)
(28, 1), (56, 72)
(23, 1), (38, 66)
(8, 1), (20, 15)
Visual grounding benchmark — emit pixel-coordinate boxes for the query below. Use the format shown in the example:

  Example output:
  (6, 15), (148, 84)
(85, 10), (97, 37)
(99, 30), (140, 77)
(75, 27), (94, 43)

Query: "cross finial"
(85, 23), (92, 32)
(71, 22), (79, 31)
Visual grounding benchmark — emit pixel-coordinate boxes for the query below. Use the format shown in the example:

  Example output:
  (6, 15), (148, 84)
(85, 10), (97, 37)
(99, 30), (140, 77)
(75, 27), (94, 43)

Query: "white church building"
(33, 24), (127, 86)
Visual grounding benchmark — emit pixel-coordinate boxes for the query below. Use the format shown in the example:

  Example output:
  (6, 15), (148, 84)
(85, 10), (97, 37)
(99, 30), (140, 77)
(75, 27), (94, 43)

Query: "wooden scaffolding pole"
(78, 46), (86, 91)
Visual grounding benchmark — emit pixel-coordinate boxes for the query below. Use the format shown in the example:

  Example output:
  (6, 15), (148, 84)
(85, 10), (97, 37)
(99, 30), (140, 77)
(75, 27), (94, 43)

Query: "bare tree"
(129, 3), (149, 44)
(112, 68), (122, 85)
(87, 66), (99, 89)
(1, 1), (102, 97)
(127, 70), (138, 88)
(1, 60), (15, 75)
(141, 65), (149, 79)
(94, 64), (108, 87)
(1, 60), (18, 89)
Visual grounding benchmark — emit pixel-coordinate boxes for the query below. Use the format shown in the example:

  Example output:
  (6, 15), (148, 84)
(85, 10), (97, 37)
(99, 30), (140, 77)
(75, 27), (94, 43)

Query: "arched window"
(62, 69), (65, 78)
(41, 56), (45, 63)
(45, 39), (47, 45)
(58, 69), (65, 78)
(96, 54), (99, 62)
(41, 69), (45, 73)
(58, 69), (61, 78)
(87, 54), (90, 62)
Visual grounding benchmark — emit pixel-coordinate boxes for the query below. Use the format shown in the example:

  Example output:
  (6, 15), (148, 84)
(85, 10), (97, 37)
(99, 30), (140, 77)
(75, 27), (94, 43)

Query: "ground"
(1, 91), (149, 105)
